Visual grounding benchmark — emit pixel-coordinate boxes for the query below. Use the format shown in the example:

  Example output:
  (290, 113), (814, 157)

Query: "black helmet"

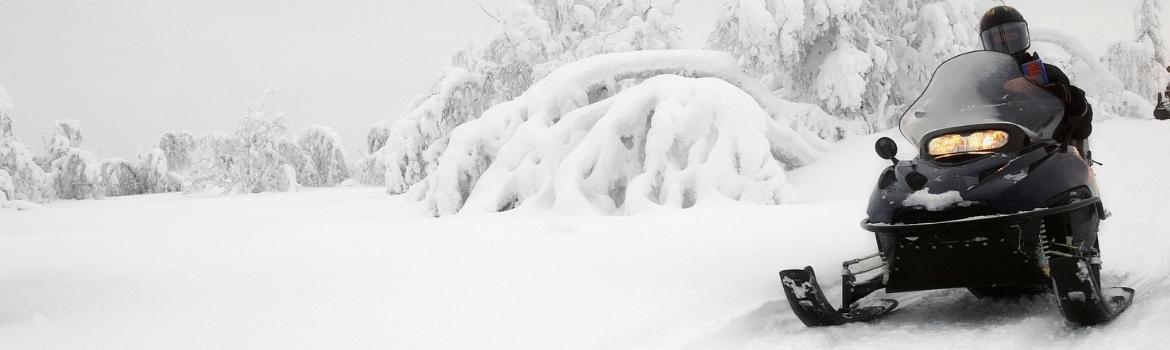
(979, 6), (1030, 55)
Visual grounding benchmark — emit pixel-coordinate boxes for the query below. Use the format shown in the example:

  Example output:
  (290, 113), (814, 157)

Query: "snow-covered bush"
(36, 119), (86, 170)
(299, 124), (352, 187)
(412, 50), (821, 216)
(100, 158), (139, 197)
(366, 121), (390, 154)
(136, 148), (182, 193)
(187, 92), (303, 194)
(51, 148), (102, 200)
(159, 131), (197, 175)
(385, 0), (686, 195)
(708, 0), (996, 136)
(0, 84), (54, 204)
(354, 122), (390, 186)
(101, 148), (183, 197)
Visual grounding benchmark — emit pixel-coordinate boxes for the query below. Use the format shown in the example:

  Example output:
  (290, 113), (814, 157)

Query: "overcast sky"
(0, 0), (1164, 159)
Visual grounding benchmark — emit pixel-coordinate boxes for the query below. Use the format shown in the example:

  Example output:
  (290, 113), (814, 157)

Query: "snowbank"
(412, 50), (824, 216)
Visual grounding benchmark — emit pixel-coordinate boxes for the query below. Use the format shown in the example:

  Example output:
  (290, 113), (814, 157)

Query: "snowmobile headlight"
(927, 130), (1009, 157)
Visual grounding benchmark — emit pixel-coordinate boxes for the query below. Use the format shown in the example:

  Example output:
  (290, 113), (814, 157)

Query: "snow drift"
(407, 50), (828, 216)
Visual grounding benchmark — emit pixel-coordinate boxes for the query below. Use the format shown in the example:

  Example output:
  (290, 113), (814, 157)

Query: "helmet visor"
(981, 22), (1030, 54)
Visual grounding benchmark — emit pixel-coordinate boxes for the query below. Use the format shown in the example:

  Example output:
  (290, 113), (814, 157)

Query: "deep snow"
(1, 119), (1168, 349)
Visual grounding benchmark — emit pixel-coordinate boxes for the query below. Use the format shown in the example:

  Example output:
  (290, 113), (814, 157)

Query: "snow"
(902, 189), (966, 211)
(2, 119), (1168, 349)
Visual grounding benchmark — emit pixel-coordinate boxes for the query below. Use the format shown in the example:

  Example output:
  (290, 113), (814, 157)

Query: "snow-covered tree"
(366, 121), (390, 154)
(708, 0), (996, 137)
(99, 148), (181, 197)
(354, 121), (390, 186)
(298, 124), (352, 187)
(21, 119), (103, 200)
(0, 84), (53, 204)
(1135, 0), (1167, 67)
(411, 50), (821, 216)
(1101, 0), (1170, 109)
(187, 91), (303, 194)
(159, 131), (197, 175)
(384, 0), (686, 194)
(50, 147), (102, 200)
(100, 158), (140, 197)
(37, 119), (86, 169)
(138, 148), (182, 193)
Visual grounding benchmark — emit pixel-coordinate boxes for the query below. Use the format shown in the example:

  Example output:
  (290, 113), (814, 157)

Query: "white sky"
(0, 0), (1164, 159)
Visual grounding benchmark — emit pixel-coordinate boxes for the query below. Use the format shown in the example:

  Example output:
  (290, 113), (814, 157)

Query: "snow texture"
(413, 50), (822, 216)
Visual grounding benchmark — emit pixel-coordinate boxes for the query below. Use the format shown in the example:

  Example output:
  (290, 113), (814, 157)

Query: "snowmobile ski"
(1049, 256), (1135, 325)
(779, 266), (898, 327)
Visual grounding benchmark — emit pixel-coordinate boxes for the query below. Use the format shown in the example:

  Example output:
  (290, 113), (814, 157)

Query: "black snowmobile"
(778, 50), (1134, 327)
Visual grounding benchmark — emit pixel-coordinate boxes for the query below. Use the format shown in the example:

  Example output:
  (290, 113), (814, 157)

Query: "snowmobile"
(778, 50), (1134, 327)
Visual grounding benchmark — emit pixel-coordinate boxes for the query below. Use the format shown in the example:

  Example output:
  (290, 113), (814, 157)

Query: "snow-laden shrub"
(100, 158), (140, 197)
(385, 0), (685, 195)
(36, 119), (87, 170)
(367, 121), (390, 154)
(136, 148), (182, 194)
(298, 124), (351, 187)
(709, 0), (996, 136)
(51, 148), (102, 200)
(0, 85), (53, 203)
(159, 131), (197, 175)
(187, 92), (303, 194)
(411, 50), (821, 216)
(354, 122), (391, 186)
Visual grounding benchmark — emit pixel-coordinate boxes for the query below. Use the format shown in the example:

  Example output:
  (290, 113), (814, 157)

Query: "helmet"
(979, 6), (1030, 55)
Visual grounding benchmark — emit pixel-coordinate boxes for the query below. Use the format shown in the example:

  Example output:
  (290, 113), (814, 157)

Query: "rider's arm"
(1044, 64), (1093, 140)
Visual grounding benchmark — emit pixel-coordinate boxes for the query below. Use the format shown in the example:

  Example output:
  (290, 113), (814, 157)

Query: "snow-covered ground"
(1, 119), (1168, 349)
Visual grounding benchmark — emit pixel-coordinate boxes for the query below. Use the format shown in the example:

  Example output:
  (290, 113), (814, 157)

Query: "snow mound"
(411, 50), (823, 216)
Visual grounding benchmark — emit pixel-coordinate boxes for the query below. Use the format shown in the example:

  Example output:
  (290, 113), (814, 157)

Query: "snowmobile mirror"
(875, 137), (898, 165)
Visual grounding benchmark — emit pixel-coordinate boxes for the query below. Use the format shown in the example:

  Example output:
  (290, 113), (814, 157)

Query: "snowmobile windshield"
(899, 51), (1064, 146)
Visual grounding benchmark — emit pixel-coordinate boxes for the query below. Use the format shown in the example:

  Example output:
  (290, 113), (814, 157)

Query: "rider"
(979, 6), (1093, 150)
(1156, 66), (1170, 120)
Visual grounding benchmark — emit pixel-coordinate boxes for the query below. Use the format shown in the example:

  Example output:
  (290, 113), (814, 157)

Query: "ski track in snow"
(0, 119), (1167, 349)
